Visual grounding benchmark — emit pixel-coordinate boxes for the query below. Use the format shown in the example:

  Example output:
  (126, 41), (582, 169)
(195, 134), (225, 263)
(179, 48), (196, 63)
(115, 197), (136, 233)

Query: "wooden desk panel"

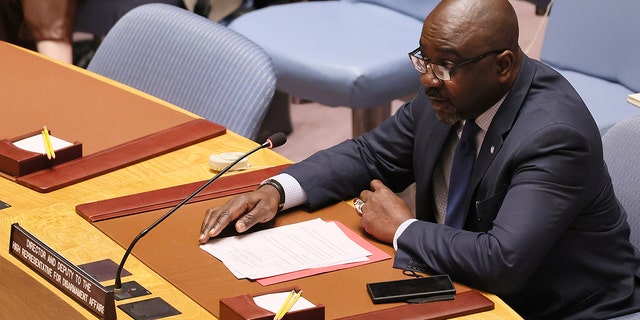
(0, 131), (292, 320)
(0, 42), (198, 155)
(0, 255), (86, 320)
(0, 42), (226, 192)
(93, 198), (495, 319)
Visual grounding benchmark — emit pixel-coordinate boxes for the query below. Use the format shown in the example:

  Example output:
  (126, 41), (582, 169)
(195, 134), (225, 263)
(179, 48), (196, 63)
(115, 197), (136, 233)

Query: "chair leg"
(256, 90), (293, 142)
(352, 103), (391, 137)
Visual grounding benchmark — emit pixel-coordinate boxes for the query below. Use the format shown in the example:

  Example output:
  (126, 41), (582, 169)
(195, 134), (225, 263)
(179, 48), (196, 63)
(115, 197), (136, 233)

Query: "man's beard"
(427, 87), (461, 126)
(436, 112), (460, 126)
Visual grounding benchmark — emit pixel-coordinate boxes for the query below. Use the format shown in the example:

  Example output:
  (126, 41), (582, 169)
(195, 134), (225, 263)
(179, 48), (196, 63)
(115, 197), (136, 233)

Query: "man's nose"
(421, 69), (442, 88)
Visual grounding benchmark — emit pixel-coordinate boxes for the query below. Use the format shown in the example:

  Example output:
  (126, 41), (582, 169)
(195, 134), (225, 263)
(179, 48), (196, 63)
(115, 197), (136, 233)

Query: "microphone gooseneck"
(113, 132), (287, 292)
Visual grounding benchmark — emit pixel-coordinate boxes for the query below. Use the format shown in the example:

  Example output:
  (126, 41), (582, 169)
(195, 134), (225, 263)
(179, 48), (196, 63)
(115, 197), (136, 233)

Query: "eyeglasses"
(408, 48), (506, 81)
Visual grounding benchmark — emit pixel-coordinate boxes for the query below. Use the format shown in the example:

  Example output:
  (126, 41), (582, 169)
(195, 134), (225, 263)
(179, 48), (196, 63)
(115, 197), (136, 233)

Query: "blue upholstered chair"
(87, 3), (276, 141)
(603, 115), (640, 251)
(603, 115), (640, 320)
(540, 0), (640, 135)
(228, 0), (438, 137)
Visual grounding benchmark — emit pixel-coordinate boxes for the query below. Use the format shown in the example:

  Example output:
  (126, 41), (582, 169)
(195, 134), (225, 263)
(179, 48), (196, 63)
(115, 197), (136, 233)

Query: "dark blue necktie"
(445, 120), (480, 229)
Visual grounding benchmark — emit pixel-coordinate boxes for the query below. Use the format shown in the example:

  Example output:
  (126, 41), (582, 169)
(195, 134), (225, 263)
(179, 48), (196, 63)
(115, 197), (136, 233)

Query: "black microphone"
(113, 132), (287, 292)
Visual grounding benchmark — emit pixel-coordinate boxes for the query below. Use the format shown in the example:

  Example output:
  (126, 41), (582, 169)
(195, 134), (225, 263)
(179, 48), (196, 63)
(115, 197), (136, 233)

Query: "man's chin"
(428, 97), (459, 125)
(435, 111), (459, 126)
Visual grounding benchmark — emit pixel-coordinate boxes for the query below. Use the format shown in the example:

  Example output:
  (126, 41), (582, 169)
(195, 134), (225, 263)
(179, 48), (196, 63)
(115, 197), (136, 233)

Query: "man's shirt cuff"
(270, 173), (308, 210)
(393, 219), (417, 250)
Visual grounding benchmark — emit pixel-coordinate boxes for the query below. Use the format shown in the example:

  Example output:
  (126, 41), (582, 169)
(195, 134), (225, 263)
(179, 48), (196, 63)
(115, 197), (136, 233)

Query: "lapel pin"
(490, 146), (495, 154)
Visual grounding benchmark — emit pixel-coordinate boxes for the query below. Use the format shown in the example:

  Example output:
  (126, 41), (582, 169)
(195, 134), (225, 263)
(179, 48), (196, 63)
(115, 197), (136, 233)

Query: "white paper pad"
(13, 134), (73, 154)
(253, 291), (315, 314)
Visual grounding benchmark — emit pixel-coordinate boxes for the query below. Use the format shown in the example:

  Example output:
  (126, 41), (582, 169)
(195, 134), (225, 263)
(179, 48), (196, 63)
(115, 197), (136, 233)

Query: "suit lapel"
(469, 55), (537, 193)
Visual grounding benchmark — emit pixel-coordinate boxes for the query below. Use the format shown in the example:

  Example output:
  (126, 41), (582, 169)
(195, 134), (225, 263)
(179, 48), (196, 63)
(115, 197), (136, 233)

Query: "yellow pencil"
(277, 290), (302, 320)
(42, 126), (55, 159)
(273, 290), (295, 320)
(43, 126), (56, 159)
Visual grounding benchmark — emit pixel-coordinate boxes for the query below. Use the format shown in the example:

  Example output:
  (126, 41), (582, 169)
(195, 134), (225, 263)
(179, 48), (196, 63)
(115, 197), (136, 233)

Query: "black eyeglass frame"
(408, 47), (507, 81)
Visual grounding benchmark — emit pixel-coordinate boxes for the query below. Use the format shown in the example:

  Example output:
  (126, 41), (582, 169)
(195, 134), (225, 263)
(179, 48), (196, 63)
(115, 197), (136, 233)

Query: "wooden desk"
(0, 42), (521, 319)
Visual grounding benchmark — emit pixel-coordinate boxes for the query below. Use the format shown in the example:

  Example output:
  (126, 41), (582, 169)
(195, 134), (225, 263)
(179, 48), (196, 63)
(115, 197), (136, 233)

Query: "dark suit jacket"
(284, 55), (640, 319)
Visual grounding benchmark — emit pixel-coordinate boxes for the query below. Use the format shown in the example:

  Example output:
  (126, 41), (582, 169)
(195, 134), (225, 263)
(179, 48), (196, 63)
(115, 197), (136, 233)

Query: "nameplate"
(9, 223), (116, 320)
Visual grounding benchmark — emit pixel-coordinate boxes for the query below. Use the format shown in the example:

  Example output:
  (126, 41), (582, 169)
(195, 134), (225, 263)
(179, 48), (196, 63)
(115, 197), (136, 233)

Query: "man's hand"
(198, 185), (281, 244)
(358, 180), (414, 243)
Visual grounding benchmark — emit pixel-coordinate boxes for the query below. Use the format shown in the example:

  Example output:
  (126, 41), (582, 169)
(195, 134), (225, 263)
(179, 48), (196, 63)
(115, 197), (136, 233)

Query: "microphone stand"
(114, 133), (286, 292)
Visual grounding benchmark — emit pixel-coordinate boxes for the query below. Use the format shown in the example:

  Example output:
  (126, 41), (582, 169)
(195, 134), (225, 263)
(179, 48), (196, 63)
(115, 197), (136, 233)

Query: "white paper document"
(200, 218), (372, 279)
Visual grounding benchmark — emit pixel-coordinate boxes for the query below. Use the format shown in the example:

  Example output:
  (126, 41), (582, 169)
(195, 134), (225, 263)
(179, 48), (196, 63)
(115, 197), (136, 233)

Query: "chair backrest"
(540, 0), (640, 92)
(343, 0), (435, 21)
(343, 0), (438, 22)
(603, 116), (640, 249)
(87, 4), (276, 140)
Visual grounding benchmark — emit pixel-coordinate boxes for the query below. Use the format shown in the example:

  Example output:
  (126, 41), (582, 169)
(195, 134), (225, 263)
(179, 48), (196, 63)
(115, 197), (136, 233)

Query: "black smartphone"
(366, 274), (456, 304)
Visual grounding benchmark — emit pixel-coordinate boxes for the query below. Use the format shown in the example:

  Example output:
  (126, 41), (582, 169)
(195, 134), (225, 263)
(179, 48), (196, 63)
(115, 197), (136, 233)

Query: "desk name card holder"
(9, 223), (116, 320)
(220, 286), (325, 320)
(0, 129), (82, 177)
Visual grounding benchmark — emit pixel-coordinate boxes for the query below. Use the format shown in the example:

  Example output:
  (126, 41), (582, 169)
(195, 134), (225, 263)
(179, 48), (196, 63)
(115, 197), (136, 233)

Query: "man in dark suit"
(199, 0), (640, 318)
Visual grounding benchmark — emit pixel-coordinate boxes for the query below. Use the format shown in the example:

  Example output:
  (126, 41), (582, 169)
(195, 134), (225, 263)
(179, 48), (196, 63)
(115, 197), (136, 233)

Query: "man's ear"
(496, 50), (515, 82)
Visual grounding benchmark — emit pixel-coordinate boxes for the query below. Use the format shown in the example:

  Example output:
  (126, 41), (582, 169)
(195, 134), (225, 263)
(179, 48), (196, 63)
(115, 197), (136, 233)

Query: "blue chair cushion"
(540, 0), (640, 134)
(343, 0), (433, 21)
(609, 313), (640, 320)
(541, 0), (640, 93)
(229, 1), (434, 109)
(555, 70), (639, 135)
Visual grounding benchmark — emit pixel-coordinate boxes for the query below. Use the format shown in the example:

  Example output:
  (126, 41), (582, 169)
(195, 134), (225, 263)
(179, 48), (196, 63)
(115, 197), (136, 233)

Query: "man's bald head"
(424, 0), (520, 55)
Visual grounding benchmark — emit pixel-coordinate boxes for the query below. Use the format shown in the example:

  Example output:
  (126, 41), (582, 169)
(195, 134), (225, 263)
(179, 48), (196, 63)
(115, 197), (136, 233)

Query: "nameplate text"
(9, 223), (116, 320)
